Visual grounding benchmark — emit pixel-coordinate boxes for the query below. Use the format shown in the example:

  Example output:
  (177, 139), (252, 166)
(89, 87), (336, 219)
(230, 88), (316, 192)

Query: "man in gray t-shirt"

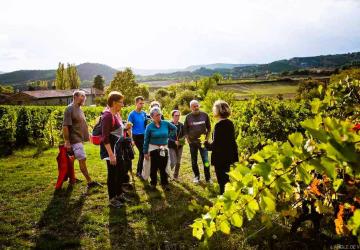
(183, 100), (211, 184)
(63, 90), (99, 188)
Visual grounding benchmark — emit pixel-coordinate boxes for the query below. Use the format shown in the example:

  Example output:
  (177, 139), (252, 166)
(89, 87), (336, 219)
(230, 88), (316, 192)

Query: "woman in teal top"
(143, 107), (177, 189)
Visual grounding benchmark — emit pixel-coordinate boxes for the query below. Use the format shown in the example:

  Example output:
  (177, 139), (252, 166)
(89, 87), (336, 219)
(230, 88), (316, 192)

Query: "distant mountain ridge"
(119, 63), (254, 76)
(138, 51), (360, 81)
(184, 63), (256, 71)
(1, 51), (359, 89)
(0, 63), (117, 89)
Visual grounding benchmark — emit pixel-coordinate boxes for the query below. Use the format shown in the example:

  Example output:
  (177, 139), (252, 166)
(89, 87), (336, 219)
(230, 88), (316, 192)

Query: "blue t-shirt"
(143, 121), (177, 153)
(128, 110), (147, 135)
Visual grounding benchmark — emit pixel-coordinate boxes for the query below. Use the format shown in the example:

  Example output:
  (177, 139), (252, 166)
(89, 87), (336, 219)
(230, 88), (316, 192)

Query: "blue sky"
(0, 0), (359, 72)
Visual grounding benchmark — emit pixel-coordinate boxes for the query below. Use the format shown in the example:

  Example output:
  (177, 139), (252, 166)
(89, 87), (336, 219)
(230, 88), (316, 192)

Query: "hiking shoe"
(70, 178), (82, 185)
(149, 184), (157, 191)
(87, 181), (102, 189)
(206, 179), (213, 185)
(123, 183), (134, 190)
(116, 193), (131, 202)
(109, 198), (124, 208)
(122, 185), (133, 193)
(193, 176), (200, 184)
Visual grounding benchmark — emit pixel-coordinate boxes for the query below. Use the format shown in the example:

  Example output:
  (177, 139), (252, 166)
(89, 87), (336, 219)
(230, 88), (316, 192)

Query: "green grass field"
(216, 82), (298, 99)
(1, 143), (304, 249)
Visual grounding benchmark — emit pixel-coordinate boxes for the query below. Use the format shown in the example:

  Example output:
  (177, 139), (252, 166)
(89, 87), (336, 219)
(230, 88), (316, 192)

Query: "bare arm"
(63, 126), (71, 150)
(205, 114), (211, 141)
(104, 143), (116, 165)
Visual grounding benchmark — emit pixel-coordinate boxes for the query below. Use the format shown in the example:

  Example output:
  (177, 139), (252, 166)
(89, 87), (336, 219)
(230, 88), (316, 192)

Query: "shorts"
(71, 142), (86, 161)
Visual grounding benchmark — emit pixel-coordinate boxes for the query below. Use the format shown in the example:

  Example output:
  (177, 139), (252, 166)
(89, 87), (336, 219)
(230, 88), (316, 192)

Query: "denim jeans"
(189, 143), (210, 181)
(169, 146), (183, 178)
(133, 134), (144, 175)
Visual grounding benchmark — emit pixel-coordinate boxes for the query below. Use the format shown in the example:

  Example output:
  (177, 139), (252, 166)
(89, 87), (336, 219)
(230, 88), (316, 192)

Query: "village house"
(9, 88), (104, 106)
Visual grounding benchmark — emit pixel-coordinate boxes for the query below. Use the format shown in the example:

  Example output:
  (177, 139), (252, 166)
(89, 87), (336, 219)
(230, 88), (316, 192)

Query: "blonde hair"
(212, 100), (231, 118)
(150, 100), (161, 108)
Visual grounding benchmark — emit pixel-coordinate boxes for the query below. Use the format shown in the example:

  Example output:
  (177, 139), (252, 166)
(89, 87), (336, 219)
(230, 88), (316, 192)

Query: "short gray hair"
(189, 99), (199, 107)
(150, 107), (162, 117)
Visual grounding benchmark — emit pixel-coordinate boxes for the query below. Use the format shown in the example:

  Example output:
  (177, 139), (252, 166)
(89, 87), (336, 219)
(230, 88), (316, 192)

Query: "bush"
(173, 90), (198, 108)
(202, 91), (235, 113)
(0, 105), (108, 156)
(231, 99), (311, 156)
(0, 106), (17, 155)
(296, 79), (326, 100)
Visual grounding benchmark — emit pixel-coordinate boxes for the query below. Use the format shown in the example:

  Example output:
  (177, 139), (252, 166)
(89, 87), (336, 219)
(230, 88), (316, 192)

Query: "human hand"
(109, 154), (116, 165)
(144, 153), (150, 160)
(65, 141), (71, 151)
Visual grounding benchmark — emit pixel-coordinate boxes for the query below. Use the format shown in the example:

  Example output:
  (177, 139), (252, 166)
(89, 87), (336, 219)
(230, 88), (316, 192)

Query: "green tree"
(296, 79), (326, 100)
(198, 77), (216, 97)
(67, 63), (81, 89)
(211, 73), (223, 84)
(330, 68), (360, 84)
(107, 68), (149, 105)
(0, 84), (14, 94)
(55, 62), (67, 90)
(93, 75), (105, 90)
(137, 84), (150, 99)
(27, 80), (49, 90)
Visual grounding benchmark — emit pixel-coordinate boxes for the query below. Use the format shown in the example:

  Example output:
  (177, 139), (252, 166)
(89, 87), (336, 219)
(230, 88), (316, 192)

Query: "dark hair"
(73, 90), (86, 98)
(135, 96), (144, 103)
(171, 110), (180, 117)
(107, 91), (124, 107)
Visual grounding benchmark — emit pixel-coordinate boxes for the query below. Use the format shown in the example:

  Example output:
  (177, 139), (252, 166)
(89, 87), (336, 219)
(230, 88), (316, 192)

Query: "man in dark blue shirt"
(128, 96), (148, 177)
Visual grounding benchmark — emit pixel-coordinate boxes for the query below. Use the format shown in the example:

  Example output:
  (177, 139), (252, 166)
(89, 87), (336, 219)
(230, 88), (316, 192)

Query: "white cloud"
(0, 0), (359, 71)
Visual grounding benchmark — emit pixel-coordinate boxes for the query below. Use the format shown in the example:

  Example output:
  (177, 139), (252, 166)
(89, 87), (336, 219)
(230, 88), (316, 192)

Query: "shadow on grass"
(142, 176), (212, 249)
(108, 183), (140, 249)
(108, 206), (133, 249)
(178, 181), (214, 205)
(34, 185), (86, 249)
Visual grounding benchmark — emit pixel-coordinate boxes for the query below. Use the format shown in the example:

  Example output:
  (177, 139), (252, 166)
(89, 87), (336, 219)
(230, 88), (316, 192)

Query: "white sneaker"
(193, 176), (200, 184)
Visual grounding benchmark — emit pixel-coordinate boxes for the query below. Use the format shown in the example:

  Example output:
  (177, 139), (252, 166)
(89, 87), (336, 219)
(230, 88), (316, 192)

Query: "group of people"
(62, 90), (238, 208)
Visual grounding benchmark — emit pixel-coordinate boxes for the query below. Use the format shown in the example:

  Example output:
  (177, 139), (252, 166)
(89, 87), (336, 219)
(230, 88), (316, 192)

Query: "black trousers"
(214, 164), (230, 194)
(106, 160), (126, 199)
(150, 149), (169, 186)
(122, 160), (131, 183)
(133, 134), (145, 174)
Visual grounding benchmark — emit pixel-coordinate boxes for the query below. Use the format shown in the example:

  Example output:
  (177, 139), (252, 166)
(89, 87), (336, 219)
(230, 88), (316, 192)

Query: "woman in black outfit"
(100, 91), (129, 208)
(205, 100), (238, 194)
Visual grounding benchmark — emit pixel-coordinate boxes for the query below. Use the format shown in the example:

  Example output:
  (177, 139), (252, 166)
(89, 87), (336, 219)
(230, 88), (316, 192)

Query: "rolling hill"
(0, 63), (118, 90)
(184, 63), (256, 71)
(138, 51), (360, 81)
(1, 51), (360, 89)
